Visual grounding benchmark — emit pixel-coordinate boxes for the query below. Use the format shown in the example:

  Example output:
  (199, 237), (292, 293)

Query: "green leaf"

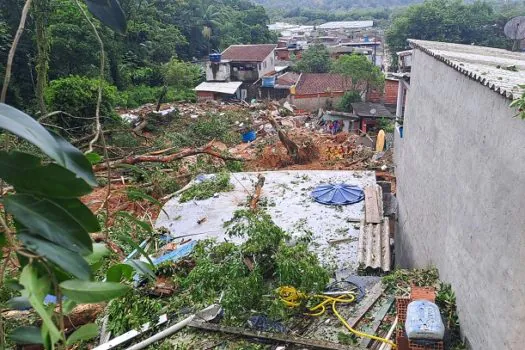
(63, 300), (78, 315)
(66, 323), (98, 345)
(85, 0), (127, 34)
(115, 211), (152, 233)
(60, 280), (130, 303)
(85, 152), (103, 165)
(18, 233), (92, 280)
(7, 296), (31, 310)
(5, 194), (94, 254)
(0, 151), (92, 198)
(0, 103), (97, 187)
(53, 197), (100, 233)
(84, 243), (109, 265)
(8, 326), (43, 344)
(106, 263), (134, 282)
(19, 266), (61, 343)
(126, 188), (162, 207)
(120, 235), (154, 266)
(127, 259), (155, 280)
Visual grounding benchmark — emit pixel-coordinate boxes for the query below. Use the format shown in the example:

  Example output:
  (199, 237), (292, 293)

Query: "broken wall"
(394, 49), (525, 349)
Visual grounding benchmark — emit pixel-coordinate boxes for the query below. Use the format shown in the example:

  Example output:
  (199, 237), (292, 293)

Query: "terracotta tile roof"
(221, 44), (277, 62)
(276, 72), (300, 86)
(295, 73), (346, 95)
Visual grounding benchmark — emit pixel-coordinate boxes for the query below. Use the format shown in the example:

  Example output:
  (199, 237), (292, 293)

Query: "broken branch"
(93, 143), (244, 172)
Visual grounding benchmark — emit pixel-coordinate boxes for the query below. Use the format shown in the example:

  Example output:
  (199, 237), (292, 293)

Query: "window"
(263, 61), (267, 69)
(258, 63), (261, 70)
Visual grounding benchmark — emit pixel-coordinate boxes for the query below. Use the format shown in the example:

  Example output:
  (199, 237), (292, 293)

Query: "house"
(221, 44), (277, 82)
(290, 73), (347, 111)
(396, 49), (412, 72)
(394, 39), (525, 349)
(194, 81), (243, 102)
(351, 102), (393, 132)
(203, 44), (277, 100)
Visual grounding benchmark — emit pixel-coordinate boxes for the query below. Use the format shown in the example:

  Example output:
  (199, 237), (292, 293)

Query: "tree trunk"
(266, 115), (301, 162)
(34, 0), (50, 116)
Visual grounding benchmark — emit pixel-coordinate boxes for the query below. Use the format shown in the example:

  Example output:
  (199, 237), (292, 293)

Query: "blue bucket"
(399, 126), (404, 138)
(242, 130), (256, 143)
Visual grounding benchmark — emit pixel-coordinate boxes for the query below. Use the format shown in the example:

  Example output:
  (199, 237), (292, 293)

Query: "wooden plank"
(357, 219), (366, 264)
(364, 186), (381, 224)
(381, 218), (391, 272)
(188, 321), (363, 350)
(347, 282), (384, 328)
(359, 297), (395, 348)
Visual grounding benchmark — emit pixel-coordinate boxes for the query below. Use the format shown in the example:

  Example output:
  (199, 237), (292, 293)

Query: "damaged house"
(196, 44), (277, 101)
(394, 39), (525, 349)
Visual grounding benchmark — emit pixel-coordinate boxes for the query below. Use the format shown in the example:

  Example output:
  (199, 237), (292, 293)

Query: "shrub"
(338, 90), (362, 112)
(116, 85), (197, 109)
(162, 58), (202, 89)
(45, 75), (117, 135)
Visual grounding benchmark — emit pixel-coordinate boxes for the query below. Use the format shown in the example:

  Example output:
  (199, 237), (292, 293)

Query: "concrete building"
(194, 81), (243, 102)
(394, 39), (525, 349)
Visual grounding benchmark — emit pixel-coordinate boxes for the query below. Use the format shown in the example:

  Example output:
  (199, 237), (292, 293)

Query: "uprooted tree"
(266, 114), (319, 164)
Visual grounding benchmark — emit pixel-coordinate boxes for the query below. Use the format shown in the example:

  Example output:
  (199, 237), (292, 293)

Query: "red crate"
(408, 340), (444, 350)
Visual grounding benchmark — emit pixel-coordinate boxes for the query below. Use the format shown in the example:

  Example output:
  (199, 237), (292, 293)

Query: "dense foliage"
(331, 54), (384, 91)
(0, 0), (276, 112)
(294, 44), (332, 73)
(386, 0), (525, 66)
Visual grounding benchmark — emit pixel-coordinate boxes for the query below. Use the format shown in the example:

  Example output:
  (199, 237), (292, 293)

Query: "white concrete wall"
(395, 49), (525, 349)
(205, 62), (230, 81)
(258, 51), (276, 77)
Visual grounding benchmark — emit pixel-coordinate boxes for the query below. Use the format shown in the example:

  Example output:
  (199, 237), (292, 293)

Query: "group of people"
(325, 120), (343, 135)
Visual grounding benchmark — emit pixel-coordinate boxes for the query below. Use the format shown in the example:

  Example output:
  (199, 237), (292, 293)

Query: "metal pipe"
(125, 315), (195, 350)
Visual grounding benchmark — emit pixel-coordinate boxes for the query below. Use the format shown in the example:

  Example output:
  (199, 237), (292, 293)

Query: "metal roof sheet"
(409, 39), (525, 100)
(318, 21), (374, 29)
(194, 81), (242, 95)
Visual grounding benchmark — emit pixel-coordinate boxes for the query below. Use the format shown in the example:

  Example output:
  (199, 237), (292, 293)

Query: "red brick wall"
(384, 79), (399, 105)
(276, 50), (290, 61)
(197, 91), (215, 102)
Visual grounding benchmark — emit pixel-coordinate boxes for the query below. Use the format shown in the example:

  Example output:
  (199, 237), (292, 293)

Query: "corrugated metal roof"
(351, 102), (393, 118)
(194, 81), (242, 95)
(358, 217), (391, 272)
(409, 39), (525, 100)
(318, 21), (374, 29)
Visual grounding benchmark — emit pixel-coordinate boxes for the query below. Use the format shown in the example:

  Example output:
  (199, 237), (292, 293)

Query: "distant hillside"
(252, 0), (424, 11)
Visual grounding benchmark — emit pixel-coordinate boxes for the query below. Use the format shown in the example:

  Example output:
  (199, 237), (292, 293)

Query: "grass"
(179, 172), (233, 203)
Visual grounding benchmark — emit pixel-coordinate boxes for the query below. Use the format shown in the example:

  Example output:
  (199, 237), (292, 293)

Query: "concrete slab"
(155, 170), (376, 272)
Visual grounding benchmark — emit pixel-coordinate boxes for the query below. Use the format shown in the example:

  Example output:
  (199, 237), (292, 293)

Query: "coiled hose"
(277, 286), (397, 348)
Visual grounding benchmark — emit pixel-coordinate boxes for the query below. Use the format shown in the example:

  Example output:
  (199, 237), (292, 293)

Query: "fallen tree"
(93, 142), (244, 172)
(266, 115), (319, 164)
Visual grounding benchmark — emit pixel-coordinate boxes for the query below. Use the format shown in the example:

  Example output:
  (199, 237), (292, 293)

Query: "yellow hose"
(277, 286), (397, 348)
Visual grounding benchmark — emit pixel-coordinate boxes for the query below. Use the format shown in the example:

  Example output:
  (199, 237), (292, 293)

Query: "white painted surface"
(156, 170), (376, 271)
(194, 81), (243, 95)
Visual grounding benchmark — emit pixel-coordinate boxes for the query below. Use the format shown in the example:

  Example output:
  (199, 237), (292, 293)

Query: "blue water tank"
(209, 53), (221, 63)
(364, 35), (369, 42)
(262, 76), (276, 88)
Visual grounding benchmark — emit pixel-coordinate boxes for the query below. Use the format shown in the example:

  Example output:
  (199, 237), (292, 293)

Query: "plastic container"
(405, 300), (445, 340)
(209, 53), (221, 63)
(242, 130), (256, 143)
(262, 76), (276, 88)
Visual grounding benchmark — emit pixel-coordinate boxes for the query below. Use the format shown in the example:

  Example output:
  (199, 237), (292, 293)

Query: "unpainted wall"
(395, 49), (525, 349)
(291, 93), (344, 111)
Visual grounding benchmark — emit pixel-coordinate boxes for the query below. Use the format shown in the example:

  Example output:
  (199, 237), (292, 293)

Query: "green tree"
(295, 44), (332, 73)
(331, 54), (384, 92)
(386, 0), (512, 67)
(338, 90), (362, 112)
(162, 57), (202, 89)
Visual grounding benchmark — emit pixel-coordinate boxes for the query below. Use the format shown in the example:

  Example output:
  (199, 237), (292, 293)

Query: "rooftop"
(318, 21), (374, 29)
(221, 44), (277, 62)
(295, 73), (346, 95)
(194, 81), (242, 95)
(351, 102), (393, 118)
(409, 39), (525, 100)
(276, 72), (300, 87)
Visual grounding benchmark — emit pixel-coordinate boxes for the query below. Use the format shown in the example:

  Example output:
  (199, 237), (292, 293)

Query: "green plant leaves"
(0, 151), (92, 198)
(6, 296), (31, 310)
(66, 323), (98, 345)
(85, 0), (127, 34)
(19, 266), (62, 344)
(85, 152), (103, 165)
(127, 259), (155, 280)
(4, 195), (95, 254)
(60, 280), (130, 303)
(106, 263), (134, 282)
(0, 103), (97, 187)
(8, 326), (43, 345)
(84, 243), (110, 265)
(115, 211), (153, 233)
(18, 234), (92, 280)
